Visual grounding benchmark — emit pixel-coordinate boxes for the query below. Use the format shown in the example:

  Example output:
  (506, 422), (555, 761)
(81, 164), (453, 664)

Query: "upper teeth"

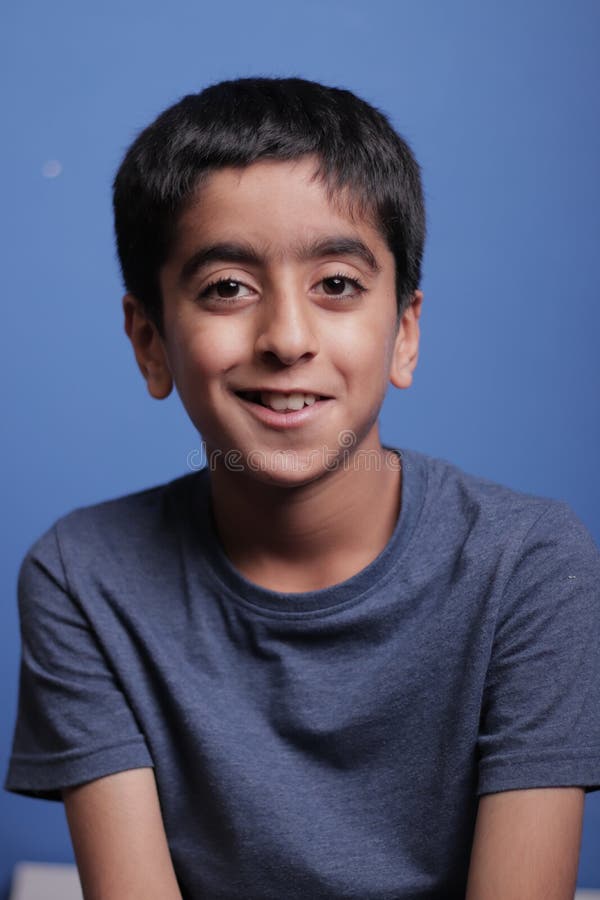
(261, 392), (317, 411)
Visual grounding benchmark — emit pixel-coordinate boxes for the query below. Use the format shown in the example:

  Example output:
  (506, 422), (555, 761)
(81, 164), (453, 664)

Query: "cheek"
(170, 317), (249, 385)
(329, 312), (397, 385)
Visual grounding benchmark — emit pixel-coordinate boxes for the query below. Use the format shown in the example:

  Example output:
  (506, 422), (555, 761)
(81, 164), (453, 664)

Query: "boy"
(5, 77), (600, 899)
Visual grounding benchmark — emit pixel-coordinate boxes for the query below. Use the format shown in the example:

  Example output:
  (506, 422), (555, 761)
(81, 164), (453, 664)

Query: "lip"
(235, 391), (332, 430)
(234, 387), (332, 398)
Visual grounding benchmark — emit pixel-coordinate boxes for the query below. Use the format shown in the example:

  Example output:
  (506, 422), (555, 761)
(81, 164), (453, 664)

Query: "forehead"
(169, 157), (389, 262)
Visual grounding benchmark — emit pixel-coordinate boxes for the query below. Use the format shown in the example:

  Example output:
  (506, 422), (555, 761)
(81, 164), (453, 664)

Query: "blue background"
(1, 0), (599, 893)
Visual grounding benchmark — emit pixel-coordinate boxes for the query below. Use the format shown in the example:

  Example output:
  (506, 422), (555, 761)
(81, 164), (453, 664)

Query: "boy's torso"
(8, 447), (600, 899)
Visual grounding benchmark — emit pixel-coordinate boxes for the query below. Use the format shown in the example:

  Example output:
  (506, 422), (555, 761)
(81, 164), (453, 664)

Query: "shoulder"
(58, 468), (204, 529)
(401, 445), (591, 541)
(397, 447), (600, 599)
(20, 469), (211, 588)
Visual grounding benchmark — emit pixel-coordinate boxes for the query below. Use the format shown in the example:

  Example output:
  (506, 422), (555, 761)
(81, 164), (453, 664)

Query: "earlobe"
(389, 290), (423, 390)
(122, 294), (173, 400)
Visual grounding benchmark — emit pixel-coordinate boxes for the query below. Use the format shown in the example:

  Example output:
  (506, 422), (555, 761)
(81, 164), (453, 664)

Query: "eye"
(198, 278), (256, 302)
(316, 274), (366, 299)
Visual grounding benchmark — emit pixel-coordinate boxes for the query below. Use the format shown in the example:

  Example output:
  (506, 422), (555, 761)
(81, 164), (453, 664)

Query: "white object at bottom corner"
(9, 862), (83, 900)
(8, 860), (600, 900)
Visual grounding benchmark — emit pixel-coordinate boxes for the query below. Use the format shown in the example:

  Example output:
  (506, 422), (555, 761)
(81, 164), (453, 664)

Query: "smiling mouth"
(235, 390), (329, 412)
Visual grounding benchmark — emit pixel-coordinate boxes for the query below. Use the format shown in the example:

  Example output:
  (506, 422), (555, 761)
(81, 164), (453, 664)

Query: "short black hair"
(113, 77), (426, 333)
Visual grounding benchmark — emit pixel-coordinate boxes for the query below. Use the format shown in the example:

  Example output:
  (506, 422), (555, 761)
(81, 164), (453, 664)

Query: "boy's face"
(125, 157), (422, 486)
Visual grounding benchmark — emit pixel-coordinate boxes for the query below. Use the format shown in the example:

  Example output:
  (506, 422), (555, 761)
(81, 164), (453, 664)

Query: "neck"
(207, 438), (402, 592)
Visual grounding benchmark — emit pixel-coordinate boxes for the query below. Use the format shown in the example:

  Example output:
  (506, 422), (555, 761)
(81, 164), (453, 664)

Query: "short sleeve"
(477, 500), (600, 796)
(5, 525), (153, 801)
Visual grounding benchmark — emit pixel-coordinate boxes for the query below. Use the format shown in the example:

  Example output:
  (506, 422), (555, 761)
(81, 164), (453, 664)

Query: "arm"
(63, 767), (183, 900)
(465, 786), (584, 900)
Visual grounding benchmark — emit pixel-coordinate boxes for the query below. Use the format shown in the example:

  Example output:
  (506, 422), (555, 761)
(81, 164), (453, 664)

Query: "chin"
(234, 451), (338, 490)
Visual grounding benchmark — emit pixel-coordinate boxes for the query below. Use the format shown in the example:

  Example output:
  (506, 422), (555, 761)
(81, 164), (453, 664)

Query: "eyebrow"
(177, 235), (381, 287)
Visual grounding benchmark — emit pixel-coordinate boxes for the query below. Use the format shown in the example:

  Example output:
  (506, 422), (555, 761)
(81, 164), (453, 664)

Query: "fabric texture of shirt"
(5, 447), (600, 899)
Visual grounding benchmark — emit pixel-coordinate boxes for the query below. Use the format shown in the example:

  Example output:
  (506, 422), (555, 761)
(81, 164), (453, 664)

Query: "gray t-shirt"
(5, 447), (600, 899)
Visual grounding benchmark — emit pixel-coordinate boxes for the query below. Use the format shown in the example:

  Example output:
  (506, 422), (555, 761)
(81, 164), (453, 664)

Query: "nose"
(254, 287), (319, 366)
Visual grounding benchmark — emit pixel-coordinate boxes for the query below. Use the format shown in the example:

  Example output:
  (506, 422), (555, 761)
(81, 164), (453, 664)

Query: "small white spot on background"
(42, 160), (62, 178)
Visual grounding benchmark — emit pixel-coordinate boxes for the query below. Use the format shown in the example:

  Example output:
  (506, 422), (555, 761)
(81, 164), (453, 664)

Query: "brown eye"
(322, 276), (347, 295)
(216, 280), (241, 298)
(317, 275), (365, 300)
(198, 279), (255, 303)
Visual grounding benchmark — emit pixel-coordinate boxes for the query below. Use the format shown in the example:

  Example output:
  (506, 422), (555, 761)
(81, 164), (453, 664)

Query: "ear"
(122, 294), (173, 400)
(389, 290), (424, 390)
